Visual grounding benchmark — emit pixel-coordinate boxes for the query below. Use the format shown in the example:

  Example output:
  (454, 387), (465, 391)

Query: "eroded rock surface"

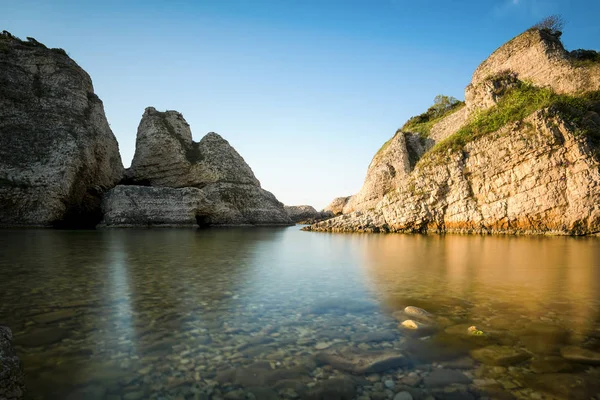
(104, 107), (291, 227)
(0, 326), (25, 400)
(0, 32), (124, 227)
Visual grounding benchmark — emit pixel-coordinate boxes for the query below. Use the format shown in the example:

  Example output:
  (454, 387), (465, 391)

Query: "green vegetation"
(424, 83), (600, 159)
(401, 95), (465, 136)
(569, 49), (600, 68)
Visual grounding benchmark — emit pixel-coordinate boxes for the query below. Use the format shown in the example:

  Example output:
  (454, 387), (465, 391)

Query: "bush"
(531, 14), (565, 36)
(401, 95), (465, 136)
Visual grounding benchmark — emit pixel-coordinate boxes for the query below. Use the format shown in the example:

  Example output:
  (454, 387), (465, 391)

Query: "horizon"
(2, 0), (599, 209)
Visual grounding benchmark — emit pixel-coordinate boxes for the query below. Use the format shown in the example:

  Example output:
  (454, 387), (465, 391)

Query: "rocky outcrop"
(0, 32), (124, 227)
(306, 28), (600, 235)
(125, 108), (259, 188)
(323, 196), (350, 216)
(466, 29), (600, 112)
(0, 326), (25, 400)
(284, 205), (322, 224)
(99, 186), (213, 227)
(306, 107), (600, 234)
(103, 107), (292, 227)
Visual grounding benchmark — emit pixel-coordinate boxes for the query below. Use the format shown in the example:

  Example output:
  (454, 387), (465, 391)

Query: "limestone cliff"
(103, 108), (292, 227)
(306, 29), (600, 235)
(466, 29), (600, 113)
(284, 205), (331, 224)
(0, 32), (124, 227)
(323, 196), (351, 216)
(0, 326), (25, 400)
(125, 107), (259, 188)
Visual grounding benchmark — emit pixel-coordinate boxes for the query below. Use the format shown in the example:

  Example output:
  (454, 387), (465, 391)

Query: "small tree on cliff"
(531, 14), (565, 37)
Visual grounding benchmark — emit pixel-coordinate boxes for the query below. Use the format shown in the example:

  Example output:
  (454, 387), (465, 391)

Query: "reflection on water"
(0, 228), (599, 399)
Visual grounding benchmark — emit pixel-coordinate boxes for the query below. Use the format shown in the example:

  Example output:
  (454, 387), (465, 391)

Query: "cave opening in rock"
(195, 215), (211, 228)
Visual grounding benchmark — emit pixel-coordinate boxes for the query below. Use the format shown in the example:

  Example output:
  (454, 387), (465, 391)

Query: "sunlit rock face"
(125, 108), (259, 188)
(0, 32), (124, 227)
(307, 109), (600, 234)
(323, 196), (351, 216)
(104, 107), (291, 227)
(466, 29), (600, 113)
(307, 29), (600, 235)
(0, 326), (25, 400)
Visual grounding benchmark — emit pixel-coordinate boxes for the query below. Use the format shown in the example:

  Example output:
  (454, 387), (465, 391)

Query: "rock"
(0, 326), (25, 400)
(315, 348), (409, 374)
(399, 320), (437, 337)
(403, 306), (434, 321)
(30, 309), (78, 324)
(110, 107), (291, 226)
(305, 376), (356, 400)
(246, 387), (280, 400)
(471, 345), (531, 366)
(126, 108), (257, 188)
(394, 392), (413, 400)
(284, 205), (329, 224)
(466, 29), (600, 113)
(0, 32), (124, 228)
(560, 346), (600, 365)
(14, 327), (69, 347)
(315, 342), (332, 350)
(400, 374), (422, 387)
(523, 373), (600, 400)
(351, 330), (398, 343)
(304, 29), (600, 236)
(423, 369), (472, 387)
(323, 196), (351, 216)
(529, 356), (572, 373)
(65, 385), (107, 400)
(439, 357), (475, 370)
(99, 185), (214, 227)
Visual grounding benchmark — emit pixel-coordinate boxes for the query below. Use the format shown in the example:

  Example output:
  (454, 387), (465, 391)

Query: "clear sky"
(2, 0), (599, 209)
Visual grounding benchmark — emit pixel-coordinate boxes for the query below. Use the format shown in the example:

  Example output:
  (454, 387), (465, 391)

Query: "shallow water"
(1, 227), (599, 399)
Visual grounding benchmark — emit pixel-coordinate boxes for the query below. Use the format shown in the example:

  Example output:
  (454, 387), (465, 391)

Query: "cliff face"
(0, 33), (124, 227)
(125, 108), (259, 188)
(306, 29), (600, 235)
(103, 108), (291, 227)
(307, 109), (600, 234)
(466, 29), (600, 113)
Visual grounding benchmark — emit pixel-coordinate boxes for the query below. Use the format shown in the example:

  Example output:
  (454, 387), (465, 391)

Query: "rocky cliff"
(306, 28), (600, 235)
(102, 108), (291, 227)
(0, 32), (124, 227)
(284, 205), (331, 224)
(0, 326), (25, 400)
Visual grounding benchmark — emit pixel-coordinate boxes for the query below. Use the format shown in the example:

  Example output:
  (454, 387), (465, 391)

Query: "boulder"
(0, 326), (25, 400)
(0, 32), (124, 227)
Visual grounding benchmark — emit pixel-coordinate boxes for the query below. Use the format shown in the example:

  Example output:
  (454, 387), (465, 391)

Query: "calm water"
(1, 227), (599, 400)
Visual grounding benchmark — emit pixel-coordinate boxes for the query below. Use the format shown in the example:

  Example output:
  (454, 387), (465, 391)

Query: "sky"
(2, 0), (599, 209)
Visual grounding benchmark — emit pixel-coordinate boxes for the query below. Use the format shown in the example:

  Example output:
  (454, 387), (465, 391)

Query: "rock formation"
(306, 28), (600, 235)
(323, 196), (351, 216)
(0, 326), (25, 400)
(0, 32), (124, 228)
(102, 107), (292, 227)
(284, 205), (331, 224)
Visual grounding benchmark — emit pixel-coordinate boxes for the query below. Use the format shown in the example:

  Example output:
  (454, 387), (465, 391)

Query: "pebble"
(394, 391), (414, 400)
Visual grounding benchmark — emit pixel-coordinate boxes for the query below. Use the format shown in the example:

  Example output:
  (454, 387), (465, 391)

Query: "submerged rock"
(0, 32), (124, 228)
(560, 346), (600, 365)
(315, 348), (409, 374)
(471, 345), (531, 366)
(0, 326), (25, 400)
(423, 369), (472, 387)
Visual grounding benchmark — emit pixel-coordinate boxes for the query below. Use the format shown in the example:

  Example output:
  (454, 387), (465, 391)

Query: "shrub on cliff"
(401, 95), (465, 136)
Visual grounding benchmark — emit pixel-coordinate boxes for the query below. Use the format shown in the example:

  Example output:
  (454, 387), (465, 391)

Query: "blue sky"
(2, 0), (599, 209)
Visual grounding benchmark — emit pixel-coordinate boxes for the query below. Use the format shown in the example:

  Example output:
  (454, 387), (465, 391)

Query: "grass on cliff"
(425, 83), (600, 158)
(401, 95), (465, 137)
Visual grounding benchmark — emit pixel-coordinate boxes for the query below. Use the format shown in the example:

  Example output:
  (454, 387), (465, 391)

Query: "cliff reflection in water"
(361, 234), (600, 345)
(1, 229), (600, 399)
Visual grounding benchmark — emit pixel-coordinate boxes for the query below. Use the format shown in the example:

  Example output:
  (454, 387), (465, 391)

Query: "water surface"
(1, 228), (599, 399)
